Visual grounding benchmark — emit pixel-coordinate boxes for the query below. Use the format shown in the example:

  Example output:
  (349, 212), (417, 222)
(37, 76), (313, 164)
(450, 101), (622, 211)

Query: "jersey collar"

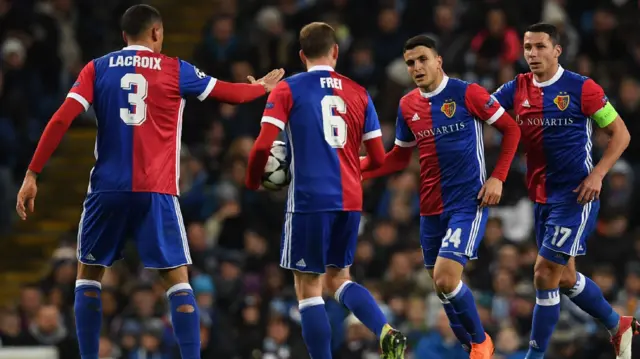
(122, 45), (153, 52)
(533, 65), (564, 87)
(420, 75), (449, 98)
(308, 65), (335, 72)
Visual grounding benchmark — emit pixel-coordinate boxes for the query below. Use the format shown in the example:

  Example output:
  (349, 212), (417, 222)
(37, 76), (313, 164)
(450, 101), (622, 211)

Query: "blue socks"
(75, 280), (102, 359)
(443, 282), (486, 344)
(563, 272), (620, 332)
(439, 295), (472, 349)
(335, 281), (388, 338)
(168, 284), (201, 359)
(526, 289), (561, 359)
(299, 297), (332, 359)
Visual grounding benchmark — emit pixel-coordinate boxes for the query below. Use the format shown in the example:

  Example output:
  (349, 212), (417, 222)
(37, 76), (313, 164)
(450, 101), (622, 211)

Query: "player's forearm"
(489, 115), (521, 182)
(593, 118), (630, 178)
(361, 137), (386, 171)
(245, 123), (280, 190)
(361, 146), (412, 180)
(208, 80), (266, 104)
(28, 99), (84, 173)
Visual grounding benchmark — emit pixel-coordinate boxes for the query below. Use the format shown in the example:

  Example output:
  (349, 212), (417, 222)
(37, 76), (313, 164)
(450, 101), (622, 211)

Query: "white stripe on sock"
(334, 281), (353, 303)
(299, 296), (324, 310)
(75, 279), (101, 289)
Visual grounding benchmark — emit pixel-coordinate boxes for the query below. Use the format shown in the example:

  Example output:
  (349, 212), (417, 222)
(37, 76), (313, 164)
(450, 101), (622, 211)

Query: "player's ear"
(299, 50), (307, 66)
(554, 44), (562, 59)
(151, 26), (159, 42)
(332, 44), (339, 60)
(122, 32), (127, 45)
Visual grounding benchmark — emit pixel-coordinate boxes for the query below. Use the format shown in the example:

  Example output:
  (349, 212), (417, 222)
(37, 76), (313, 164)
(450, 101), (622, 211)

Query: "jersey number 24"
(321, 95), (347, 148)
(120, 73), (148, 126)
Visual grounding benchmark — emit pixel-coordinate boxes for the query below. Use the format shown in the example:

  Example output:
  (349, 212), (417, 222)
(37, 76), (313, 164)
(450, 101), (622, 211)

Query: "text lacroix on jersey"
(261, 65), (381, 213)
(68, 45), (216, 196)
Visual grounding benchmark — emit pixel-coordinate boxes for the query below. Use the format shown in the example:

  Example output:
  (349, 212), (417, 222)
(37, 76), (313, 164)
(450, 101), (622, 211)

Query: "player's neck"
(126, 41), (155, 52)
(305, 60), (335, 71)
(421, 71), (445, 93)
(533, 63), (560, 84)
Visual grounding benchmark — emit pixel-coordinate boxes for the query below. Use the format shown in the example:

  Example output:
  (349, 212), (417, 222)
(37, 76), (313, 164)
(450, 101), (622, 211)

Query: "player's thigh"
(533, 203), (550, 249)
(133, 193), (191, 269)
(438, 206), (489, 266)
(280, 212), (332, 274)
(419, 215), (448, 269)
(326, 211), (361, 270)
(538, 200), (600, 265)
(77, 193), (131, 267)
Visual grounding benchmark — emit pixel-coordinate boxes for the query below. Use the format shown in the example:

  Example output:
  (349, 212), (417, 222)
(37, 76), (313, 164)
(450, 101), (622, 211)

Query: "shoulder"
(447, 77), (471, 91)
(562, 69), (589, 84)
(334, 72), (366, 93)
(400, 88), (421, 106)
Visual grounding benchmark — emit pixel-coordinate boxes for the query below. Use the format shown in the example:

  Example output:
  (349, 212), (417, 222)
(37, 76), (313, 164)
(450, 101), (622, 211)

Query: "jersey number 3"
(321, 95), (347, 148)
(120, 73), (148, 126)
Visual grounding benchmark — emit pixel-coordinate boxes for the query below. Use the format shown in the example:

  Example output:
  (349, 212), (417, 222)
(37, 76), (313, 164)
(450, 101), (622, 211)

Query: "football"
(262, 140), (291, 191)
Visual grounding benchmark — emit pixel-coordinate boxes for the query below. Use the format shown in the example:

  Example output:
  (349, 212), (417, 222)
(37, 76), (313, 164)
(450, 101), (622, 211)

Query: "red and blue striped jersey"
(261, 65), (381, 213)
(395, 77), (506, 215)
(492, 66), (610, 203)
(67, 45), (216, 196)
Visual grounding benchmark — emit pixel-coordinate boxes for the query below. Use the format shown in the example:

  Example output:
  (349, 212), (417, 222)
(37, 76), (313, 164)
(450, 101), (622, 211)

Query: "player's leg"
(281, 212), (332, 359)
(75, 193), (129, 359)
(526, 202), (577, 359)
(135, 194), (199, 359)
(420, 215), (472, 350)
(323, 211), (406, 359)
(431, 207), (493, 357)
(556, 201), (638, 358)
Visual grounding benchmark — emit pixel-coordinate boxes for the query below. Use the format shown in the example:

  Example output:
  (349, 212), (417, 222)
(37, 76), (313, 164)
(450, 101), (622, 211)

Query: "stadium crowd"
(1, 0), (640, 358)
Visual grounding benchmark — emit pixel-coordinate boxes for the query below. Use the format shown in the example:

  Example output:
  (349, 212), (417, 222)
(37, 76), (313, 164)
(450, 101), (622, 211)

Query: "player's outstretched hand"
(248, 68), (285, 93)
(477, 177), (503, 207)
(16, 170), (38, 220)
(574, 172), (602, 205)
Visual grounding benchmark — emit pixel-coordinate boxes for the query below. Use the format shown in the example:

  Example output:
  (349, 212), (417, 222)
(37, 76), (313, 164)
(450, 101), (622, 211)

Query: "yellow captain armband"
(592, 102), (618, 128)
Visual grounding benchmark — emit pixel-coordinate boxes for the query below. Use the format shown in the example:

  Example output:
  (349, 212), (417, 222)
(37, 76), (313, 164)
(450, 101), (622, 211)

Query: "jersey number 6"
(120, 73), (148, 126)
(321, 95), (347, 148)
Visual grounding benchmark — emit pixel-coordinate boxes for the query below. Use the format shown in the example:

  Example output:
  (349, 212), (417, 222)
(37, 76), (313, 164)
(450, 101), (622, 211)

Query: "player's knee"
(533, 263), (562, 289)
(294, 272), (322, 300)
(434, 272), (460, 294)
(323, 270), (351, 296)
(559, 267), (578, 289)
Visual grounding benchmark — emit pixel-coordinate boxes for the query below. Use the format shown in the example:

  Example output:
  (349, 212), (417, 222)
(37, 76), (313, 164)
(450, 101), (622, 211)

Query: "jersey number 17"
(322, 95), (347, 148)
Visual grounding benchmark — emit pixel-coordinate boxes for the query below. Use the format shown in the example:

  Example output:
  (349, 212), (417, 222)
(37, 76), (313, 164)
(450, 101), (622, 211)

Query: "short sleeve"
(67, 61), (95, 111)
(261, 81), (293, 130)
(363, 93), (382, 141)
(178, 60), (217, 101)
(394, 105), (416, 147)
(491, 78), (516, 110)
(465, 83), (506, 125)
(581, 78), (618, 128)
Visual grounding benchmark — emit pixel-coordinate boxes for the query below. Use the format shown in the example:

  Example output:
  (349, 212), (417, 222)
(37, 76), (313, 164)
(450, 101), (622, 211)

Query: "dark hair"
(403, 35), (438, 54)
(121, 4), (162, 39)
(525, 23), (560, 45)
(299, 22), (337, 59)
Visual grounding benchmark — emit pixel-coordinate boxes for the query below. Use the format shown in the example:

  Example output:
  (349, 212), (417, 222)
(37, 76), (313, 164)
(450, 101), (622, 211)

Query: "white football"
(262, 141), (291, 191)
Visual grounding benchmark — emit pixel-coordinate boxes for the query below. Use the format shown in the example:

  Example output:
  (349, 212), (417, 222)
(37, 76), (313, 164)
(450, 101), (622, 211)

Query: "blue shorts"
(420, 206), (488, 268)
(280, 211), (360, 274)
(535, 200), (599, 265)
(77, 192), (191, 269)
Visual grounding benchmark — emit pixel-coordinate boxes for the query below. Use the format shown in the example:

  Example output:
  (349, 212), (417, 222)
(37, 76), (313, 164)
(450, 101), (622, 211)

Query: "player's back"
(70, 45), (215, 196)
(282, 66), (377, 213)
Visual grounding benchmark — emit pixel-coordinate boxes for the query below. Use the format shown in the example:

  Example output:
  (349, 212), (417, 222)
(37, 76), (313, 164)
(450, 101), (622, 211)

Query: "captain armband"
(592, 102), (618, 128)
